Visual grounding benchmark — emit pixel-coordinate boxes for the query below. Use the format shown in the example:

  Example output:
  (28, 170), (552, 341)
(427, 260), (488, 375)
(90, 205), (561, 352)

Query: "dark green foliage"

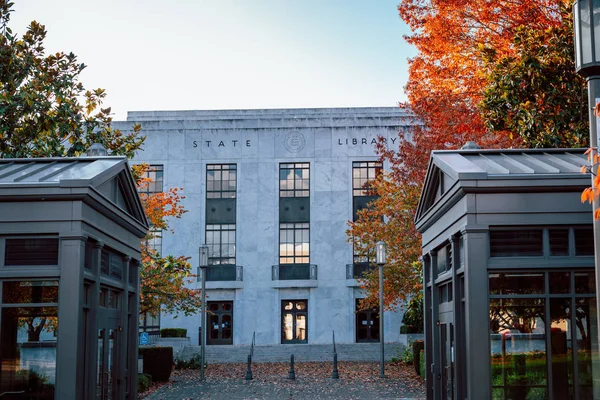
(160, 328), (187, 338)
(419, 349), (425, 378)
(137, 373), (152, 393)
(175, 354), (202, 370)
(479, 8), (588, 149)
(0, 0), (144, 158)
(139, 346), (173, 382)
(413, 340), (424, 376)
(401, 294), (424, 334)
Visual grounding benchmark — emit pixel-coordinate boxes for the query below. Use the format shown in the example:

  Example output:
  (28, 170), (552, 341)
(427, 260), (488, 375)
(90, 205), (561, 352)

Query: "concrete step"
(178, 342), (406, 363)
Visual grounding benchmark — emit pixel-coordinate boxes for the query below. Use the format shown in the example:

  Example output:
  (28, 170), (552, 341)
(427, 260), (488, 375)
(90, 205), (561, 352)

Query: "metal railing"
(198, 265), (243, 282)
(346, 263), (375, 279)
(272, 264), (317, 280)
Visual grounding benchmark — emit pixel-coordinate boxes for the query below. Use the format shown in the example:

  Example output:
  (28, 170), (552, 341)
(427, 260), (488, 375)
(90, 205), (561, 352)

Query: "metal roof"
(0, 157), (125, 185)
(431, 148), (587, 180)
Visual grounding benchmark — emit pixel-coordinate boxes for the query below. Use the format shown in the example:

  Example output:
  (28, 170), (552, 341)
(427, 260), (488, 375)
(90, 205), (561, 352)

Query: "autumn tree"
(351, 0), (582, 308)
(0, 1), (201, 320)
(135, 165), (202, 317)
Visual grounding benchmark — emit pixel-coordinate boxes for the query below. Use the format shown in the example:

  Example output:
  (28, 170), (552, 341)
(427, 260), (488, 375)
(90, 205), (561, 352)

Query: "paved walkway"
(141, 362), (425, 400)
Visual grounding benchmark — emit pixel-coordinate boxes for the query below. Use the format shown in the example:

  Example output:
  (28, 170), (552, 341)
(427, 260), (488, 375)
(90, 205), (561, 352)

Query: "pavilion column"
(462, 227), (491, 399)
(55, 235), (86, 399)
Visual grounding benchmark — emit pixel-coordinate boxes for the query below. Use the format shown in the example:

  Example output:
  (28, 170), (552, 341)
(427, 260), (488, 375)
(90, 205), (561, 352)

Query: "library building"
(113, 107), (411, 348)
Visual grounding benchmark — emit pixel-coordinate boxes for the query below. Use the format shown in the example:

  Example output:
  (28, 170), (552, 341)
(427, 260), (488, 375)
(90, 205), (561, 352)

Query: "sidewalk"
(141, 361), (425, 400)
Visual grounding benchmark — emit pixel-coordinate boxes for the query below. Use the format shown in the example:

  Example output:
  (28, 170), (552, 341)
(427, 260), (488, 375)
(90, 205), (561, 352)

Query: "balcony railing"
(198, 265), (243, 282)
(272, 264), (317, 280)
(346, 263), (375, 279)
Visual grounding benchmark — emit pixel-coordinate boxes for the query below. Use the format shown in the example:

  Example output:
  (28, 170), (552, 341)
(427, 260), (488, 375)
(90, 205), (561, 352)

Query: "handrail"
(333, 330), (337, 353)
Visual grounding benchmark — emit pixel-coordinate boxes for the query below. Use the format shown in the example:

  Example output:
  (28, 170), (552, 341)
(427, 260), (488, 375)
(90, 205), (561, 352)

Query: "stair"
(178, 342), (405, 363)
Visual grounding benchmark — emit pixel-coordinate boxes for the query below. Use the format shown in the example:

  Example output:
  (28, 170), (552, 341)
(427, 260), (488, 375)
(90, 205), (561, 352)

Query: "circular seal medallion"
(284, 131), (306, 153)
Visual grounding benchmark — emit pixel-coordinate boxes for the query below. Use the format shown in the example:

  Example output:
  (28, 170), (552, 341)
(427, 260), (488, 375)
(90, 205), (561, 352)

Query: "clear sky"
(10, 0), (416, 121)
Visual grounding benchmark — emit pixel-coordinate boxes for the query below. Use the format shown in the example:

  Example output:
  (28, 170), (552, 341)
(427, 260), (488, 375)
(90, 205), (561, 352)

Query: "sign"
(139, 332), (149, 345)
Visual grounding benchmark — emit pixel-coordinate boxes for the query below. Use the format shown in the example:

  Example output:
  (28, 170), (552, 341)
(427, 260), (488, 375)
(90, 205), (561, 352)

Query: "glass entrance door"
(96, 311), (120, 400)
(356, 300), (380, 342)
(206, 301), (233, 345)
(439, 312), (454, 400)
(281, 300), (308, 344)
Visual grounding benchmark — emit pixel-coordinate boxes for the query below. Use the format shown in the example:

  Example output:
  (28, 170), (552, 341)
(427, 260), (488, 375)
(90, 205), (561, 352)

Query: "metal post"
(245, 355), (253, 380)
(379, 263), (385, 378)
(200, 265), (206, 380)
(288, 354), (296, 380)
(332, 330), (339, 379)
(199, 245), (209, 381)
(588, 77), (600, 362)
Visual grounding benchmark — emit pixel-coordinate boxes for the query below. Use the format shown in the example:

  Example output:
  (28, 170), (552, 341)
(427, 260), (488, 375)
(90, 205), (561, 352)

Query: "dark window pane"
(575, 271), (596, 294)
(549, 298), (573, 399)
(490, 298), (547, 394)
(549, 229), (569, 256)
(489, 272), (545, 295)
(549, 272), (570, 294)
(100, 250), (109, 275)
(575, 297), (597, 397)
(489, 230), (543, 257)
(2, 281), (59, 303)
(5, 238), (59, 266)
(574, 227), (594, 256)
(1, 307), (58, 398)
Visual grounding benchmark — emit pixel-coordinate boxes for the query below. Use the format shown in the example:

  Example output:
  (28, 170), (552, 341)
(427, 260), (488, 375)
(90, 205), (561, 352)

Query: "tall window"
(352, 161), (382, 264)
(279, 163), (310, 265)
(138, 165), (164, 254)
(206, 164), (237, 266)
(279, 223), (309, 264)
(139, 165), (163, 195)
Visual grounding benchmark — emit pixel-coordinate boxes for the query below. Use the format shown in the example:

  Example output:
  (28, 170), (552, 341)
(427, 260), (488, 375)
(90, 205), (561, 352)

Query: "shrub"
(175, 354), (203, 370)
(413, 340), (425, 375)
(401, 294), (424, 334)
(419, 349), (425, 378)
(160, 328), (187, 338)
(137, 373), (152, 393)
(139, 346), (173, 382)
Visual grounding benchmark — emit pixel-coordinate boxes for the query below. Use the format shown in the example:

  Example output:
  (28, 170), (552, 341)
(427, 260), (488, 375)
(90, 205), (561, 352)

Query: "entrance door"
(356, 300), (380, 342)
(281, 300), (308, 344)
(207, 301), (233, 345)
(96, 310), (120, 400)
(439, 312), (454, 400)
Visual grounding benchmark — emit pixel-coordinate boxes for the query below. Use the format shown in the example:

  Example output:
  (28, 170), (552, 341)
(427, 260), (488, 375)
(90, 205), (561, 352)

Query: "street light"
(199, 245), (209, 380)
(575, 0), (600, 360)
(376, 240), (387, 378)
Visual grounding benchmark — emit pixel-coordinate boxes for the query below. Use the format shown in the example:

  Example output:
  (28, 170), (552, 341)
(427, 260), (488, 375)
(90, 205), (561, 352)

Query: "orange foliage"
(134, 164), (202, 317)
(350, 1), (570, 308)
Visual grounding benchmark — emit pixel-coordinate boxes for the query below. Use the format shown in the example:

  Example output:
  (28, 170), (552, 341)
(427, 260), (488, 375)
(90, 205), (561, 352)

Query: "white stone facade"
(114, 107), (411, 347)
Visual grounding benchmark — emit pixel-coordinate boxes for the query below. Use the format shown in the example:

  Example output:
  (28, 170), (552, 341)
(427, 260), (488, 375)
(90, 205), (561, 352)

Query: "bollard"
(288, 354), (296, 380)
(245, 355), (253, 380)
(331, 352), (339, 379)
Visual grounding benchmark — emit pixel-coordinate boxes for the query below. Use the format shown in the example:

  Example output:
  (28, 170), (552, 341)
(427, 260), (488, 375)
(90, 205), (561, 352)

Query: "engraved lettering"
(205, 141), (211, 147)
(193, 140), (197, 148)
(371, 138), (377, 144)
(218, 141), (225, 147)
(232, 140), (238, 147)
(362, 138), (367, 145)
(390, 137), (397, 144)
(246, 140), (251, 147)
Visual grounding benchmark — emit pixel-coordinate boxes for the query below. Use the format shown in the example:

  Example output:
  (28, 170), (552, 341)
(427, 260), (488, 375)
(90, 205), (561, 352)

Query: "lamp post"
(574, 0), (600, 357)
(376, 241), (387, 378)
(199, 245), (209, 380)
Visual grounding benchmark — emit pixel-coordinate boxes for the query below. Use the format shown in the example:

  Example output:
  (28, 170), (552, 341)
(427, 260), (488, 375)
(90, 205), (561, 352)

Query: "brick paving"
(140, 361), (425, 400)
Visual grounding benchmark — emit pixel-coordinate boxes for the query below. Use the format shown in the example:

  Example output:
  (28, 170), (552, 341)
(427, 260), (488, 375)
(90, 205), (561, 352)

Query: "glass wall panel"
(575, 297), (596, 398)
(550, 298), (574, 399)
(490, 298), (547, 399)
(489, 273), (545, 295)
(2, 281), (59, 304)
(0, 307), (58, 399)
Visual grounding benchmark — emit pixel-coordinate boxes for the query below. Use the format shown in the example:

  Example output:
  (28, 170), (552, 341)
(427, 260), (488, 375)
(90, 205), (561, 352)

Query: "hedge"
(413, 340), (425, 376)
(137, 373), (152, 393)
(139, 346), (173, 382)
(160, 328), (187, 338)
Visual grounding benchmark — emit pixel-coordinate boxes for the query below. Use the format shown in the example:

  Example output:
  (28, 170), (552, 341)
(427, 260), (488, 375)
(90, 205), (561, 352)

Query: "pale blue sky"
(11, 1), (415, 120)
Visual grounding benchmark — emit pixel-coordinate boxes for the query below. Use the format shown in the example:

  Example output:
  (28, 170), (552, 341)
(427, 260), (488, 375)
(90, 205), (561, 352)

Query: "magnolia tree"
(0, 1), (201, 328)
